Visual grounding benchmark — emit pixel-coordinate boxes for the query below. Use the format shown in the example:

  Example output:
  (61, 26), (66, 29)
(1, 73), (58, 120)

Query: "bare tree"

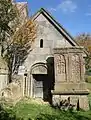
(4, 20), (37, 82)
(0, 0), (37, 82)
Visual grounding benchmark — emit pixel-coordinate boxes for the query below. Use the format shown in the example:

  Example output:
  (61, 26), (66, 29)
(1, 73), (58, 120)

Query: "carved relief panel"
(56, 54), (66, 81)
(71, 54), (81, 82)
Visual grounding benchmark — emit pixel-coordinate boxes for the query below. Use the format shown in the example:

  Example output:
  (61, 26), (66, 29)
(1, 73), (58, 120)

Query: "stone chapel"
(20, 7), (89, 110)
(0, 1), (89, 110)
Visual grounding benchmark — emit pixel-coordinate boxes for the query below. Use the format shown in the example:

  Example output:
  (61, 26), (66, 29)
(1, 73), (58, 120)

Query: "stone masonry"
(52, 47), (89, 110)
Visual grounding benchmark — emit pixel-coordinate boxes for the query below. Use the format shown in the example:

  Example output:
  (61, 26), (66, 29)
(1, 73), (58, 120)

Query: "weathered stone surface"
(79, 95), (89, 110)
(54, 82), (87, 92)
(31, 63), (47, 74)
(53, 47), (89, 110)
(52, 95), (60, 106)
(0, 75), (23, 101)
(52, 94), (89, 110)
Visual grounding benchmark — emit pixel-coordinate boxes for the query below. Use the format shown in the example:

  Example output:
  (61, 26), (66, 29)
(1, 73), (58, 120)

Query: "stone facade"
(0, 7), (89, 110)
(20, 8), (89, 110)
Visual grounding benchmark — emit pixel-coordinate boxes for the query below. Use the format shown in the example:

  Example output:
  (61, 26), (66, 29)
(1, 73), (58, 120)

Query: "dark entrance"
(31, 58), (55, 103)
(33, 74), (51, 102)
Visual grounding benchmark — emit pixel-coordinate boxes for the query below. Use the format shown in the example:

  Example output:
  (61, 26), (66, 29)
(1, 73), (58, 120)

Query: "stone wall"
(52, 94), (89, 110)
(52, 47), (89, 110)
(0, 75), (23, 101)
(23, 13), (73, 72)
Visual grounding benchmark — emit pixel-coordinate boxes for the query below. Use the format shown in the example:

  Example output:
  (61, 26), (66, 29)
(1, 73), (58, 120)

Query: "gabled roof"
(31, 8), (79, 46)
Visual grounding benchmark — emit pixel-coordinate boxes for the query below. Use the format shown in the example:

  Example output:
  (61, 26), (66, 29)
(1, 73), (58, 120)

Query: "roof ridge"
(40, 8), (79, 46)
(31, 8), (79, 46)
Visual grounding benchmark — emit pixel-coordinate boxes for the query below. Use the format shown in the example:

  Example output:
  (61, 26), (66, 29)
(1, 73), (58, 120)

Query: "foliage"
(0, 98), (91, 120)
(0, 0), (18, 33)
(4, 20), (36, 81)
(0, 0), (18, 55)
(75, 33), (91, 52)
(35, 111), (91, 120)
(0, 104), (23, 120)
(0, 0), (37, 82)
(12, 98), (91, 120)
(0, 0), (36, 82)
(75, 33), (91, 70)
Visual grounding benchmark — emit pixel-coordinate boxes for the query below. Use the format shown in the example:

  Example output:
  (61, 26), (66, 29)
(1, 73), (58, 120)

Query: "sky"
(16, 0), (91, 36)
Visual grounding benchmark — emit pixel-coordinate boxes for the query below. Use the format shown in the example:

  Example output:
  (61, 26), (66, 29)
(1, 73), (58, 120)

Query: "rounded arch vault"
(31, 63), (47, 74)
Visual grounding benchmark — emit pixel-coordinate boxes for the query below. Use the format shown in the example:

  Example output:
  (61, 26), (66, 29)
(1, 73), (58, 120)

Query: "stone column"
(80, 54), (85, 82)
(64, 54), (68, 81)
(30, 74), (33, 97)
(22, 75), (25, 96)
(68, 53), (72, 82)
(27, 72), (31, 97)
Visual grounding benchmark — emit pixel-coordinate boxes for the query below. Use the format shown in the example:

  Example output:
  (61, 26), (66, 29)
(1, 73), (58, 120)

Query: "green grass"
(1, 80), (91, 120)
(1, 89), (91, 120)
(0, 97), (91, 120)
(14, 98), (57, 119)
(1, 81), (91, 120)
(9, 98), (91, 120)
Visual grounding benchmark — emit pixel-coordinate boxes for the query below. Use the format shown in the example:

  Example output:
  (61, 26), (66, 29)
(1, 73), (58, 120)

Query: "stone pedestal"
(52, 47), (89, 110)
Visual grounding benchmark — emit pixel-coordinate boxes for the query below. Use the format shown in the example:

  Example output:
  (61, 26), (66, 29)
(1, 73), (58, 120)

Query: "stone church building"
(20, 8), (89, 110)
(0, 1), (89, 110)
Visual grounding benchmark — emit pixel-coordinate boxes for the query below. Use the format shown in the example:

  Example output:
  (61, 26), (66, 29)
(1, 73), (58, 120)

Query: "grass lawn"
(1, 82), (91, 120)
(11, 83), (91, 120)
(11, 97), (91, 120)
(14, 98), (57, 119)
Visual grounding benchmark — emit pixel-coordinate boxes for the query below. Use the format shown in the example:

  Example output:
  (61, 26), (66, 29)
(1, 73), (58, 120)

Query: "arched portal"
(30, 63), (52, 102)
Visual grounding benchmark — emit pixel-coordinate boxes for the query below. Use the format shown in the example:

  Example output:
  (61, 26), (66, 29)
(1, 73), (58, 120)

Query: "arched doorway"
(31, 63), (51, 101)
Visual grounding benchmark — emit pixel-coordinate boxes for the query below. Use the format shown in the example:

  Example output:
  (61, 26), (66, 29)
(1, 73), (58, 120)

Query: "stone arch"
(31, 62), (47, 74)
(30, 62), (50, 100)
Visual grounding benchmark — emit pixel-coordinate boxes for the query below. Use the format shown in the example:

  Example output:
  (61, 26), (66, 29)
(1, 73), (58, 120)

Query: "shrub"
(0, 104), (23, 120)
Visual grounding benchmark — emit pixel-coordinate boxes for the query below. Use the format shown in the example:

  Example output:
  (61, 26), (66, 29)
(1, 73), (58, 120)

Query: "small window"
(40, 39), (43, 48)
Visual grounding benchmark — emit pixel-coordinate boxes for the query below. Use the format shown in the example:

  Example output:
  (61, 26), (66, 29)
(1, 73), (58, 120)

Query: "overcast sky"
(16, 0), (91, 36)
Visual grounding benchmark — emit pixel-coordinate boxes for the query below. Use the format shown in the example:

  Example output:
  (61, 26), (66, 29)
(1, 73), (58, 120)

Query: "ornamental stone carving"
(55, 54), (66, 81)
(71, 54), (81, 82)
(56, 55), (66, 74)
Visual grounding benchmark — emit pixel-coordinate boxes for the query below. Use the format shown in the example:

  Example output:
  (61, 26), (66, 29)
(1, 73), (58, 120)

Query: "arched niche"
(31, 63), (47, 74)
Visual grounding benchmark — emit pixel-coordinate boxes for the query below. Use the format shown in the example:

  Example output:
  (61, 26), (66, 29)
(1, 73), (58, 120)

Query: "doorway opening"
(33, 74), (52, 102)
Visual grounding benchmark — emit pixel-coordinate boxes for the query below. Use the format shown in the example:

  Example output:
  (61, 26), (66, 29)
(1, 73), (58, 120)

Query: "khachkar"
(52, 47), (89, 110)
